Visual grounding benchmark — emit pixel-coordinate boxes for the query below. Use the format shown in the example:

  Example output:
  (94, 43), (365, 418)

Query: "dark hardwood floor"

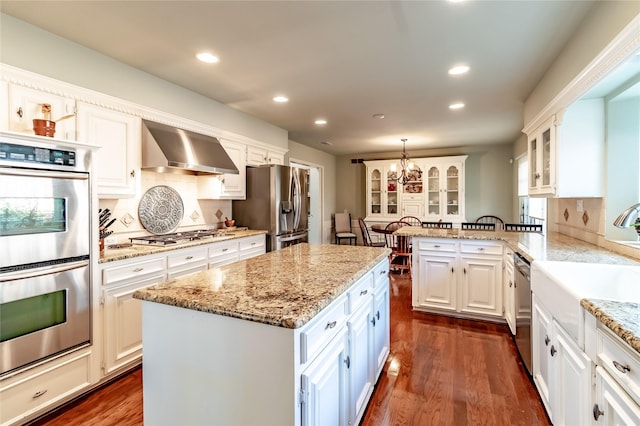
(31, 272), (548, 426)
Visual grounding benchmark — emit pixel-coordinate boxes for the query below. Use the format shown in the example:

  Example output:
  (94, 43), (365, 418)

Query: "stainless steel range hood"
(142, 120), (239, 175)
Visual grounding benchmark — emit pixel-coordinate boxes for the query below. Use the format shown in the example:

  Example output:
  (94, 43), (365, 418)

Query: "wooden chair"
(475, 215), (504, 230)
(399, 215), (421, 227)
(358, 218), (385, 247)
(334, 212), (357, 245)
(384, 221), (412, 275)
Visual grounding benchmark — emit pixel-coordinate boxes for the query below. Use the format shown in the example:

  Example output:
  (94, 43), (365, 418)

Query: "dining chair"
(358, 217), (386, 247)
(475, 215), (505, 230)
(384, 220), (412, 275)
(334, 212), (357, 245)
(399, 215), (421, 227)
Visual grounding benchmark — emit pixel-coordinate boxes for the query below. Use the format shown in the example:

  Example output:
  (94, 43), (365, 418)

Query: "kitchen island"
(133, 243), (390, 426)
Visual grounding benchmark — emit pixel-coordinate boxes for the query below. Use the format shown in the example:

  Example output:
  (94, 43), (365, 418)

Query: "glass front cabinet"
(527, 116), (556, 195)
(365, 156), (466, 223)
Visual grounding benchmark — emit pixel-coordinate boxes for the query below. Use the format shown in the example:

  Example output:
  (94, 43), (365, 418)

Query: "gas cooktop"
(130, 229), (228, 246)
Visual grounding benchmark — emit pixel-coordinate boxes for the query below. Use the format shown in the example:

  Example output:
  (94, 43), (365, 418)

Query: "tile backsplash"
(98, 171), (232, 243)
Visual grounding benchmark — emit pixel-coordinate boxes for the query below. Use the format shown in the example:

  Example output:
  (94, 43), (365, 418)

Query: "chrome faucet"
(614, 203), (640, 239)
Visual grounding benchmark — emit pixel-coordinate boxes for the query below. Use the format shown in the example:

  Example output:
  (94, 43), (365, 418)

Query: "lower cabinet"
(532, 294), (594, 425)
(595, 366), (640, 425)
(414, 238), (503, 319)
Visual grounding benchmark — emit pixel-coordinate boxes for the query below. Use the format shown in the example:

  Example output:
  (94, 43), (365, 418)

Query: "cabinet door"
(551, 320), (593, 426)
(268, 151), (285, 165)
(347, 300), (373, 426)
(459, 256), (502, 317)
(426, 166), (441, 217)
(247, 145), (268, 166)
(9, 84), (76, 140)
(528, 117), (556, 195)
(102, 273), (164, 375)
(0, 80), (8, 131)
(402, 201), (423, 217)
(595, 366), (640, 425)
(372, 284), (390, 379)
(367, 167), (383, 218)
(385, 164), (400, 216)
(414, 252), (457, 311)
(443, 164), (462, 220)
(197, 139), (247, 200)
(77, 102), (141, 197)
(532, 296), (553, 416)
(301, 328), (348, 426)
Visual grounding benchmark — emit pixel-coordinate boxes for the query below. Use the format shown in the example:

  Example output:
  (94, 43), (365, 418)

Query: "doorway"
(290, 160), (323, 244)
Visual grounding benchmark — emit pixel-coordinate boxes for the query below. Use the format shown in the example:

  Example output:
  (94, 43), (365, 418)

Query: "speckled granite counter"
(99, 229), (267, 264)
(133, 243), (390, 328)
(395, 227), (640, 355)
(581, 299), (640, 355)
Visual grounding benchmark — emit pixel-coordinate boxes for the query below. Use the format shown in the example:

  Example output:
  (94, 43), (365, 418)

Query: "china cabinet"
(424, 156), (467, 222)
(364, 160), (401, 219)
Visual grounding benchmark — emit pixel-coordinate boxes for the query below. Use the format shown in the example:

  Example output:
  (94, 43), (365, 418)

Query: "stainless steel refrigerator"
(232, 165), (309, 252)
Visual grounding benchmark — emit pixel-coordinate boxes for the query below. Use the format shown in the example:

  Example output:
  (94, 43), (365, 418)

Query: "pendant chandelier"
(391, 138), (421, 185)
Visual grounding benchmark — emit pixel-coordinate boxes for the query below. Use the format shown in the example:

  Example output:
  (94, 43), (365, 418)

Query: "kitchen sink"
(532, 261), (640, 346)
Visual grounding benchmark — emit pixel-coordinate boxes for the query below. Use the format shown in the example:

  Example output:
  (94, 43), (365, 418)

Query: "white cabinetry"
(8, 84), (76, 140)
(526, 99), (604, 197)
(531, 295), (593, 425)
(246, 145), (286, 166)
(76, 102), (141, 198)
(424, 157), (466, 222)
(503, 246), (516, 335)
(413, 238), (502, 319)
(197, 139), (247, 200)
(364, 160), (401, 220)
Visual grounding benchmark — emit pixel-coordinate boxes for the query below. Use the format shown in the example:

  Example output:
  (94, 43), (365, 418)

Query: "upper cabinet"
(364, 155), (466, 222)
(8, 84), (77, 140)
(76, 102), (141, 198)
(527, 99), (604, 198)
(197, 139), (247, 200)
(246, 145), (286, 166)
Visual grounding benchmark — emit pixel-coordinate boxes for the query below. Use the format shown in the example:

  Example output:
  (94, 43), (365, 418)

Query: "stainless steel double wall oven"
(0, 133), (92, 375)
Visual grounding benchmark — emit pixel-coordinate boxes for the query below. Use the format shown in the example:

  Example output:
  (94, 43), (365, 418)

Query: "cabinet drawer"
(300, 296), (348, 365)
(597, 327), (640, 403)
(347, 274), (373, 313)
(459, 241), (503, 256)
(208, 240), (239, 259)
(372, 260), (389, 288)
(0, 352), (90, 424)
(416, 239), (456, 252)
(239, 235), (265, 252)
(167, 247), (208, 270)
(102, 257), (166, 286)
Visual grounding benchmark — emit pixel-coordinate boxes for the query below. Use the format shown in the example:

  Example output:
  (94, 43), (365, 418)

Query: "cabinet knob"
(130, 169), (136, 178)
(186, 256), (193, 260)
(544, 335), (550, 346)
(613, 360), (631, 374)
(360, 289), (368, 296)
(344, 355), (351, 369)
(325, 320), (337, 330)
(371, 317), (376, 327)
(133, 267), (144, 272)
(509, 281), (513, 288)
(477, 247), (485, 251)
(376, 310), (380, 320)
(16, 107), (23, 118)
(550, 345), (557, 357)
(434, 245), (441, 248)
(593, 403), (604, 421)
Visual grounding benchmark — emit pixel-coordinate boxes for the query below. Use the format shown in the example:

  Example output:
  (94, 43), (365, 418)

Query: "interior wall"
(0, 13), (288, 148)
(523, 1), (640, 125)
(336, 143), (515, 223)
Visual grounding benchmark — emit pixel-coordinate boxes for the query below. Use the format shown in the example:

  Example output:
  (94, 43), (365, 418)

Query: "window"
(517, 155), (546, 233)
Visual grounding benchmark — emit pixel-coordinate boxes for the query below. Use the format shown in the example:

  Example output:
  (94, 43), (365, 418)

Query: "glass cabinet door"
(370, 169), (382, 215)
(542, 129), (551, 187)
(530, 137), (538, 188)
(427, 166), (440, 216)
(386, 168), (398, 215)
(445, 166), (460, 217)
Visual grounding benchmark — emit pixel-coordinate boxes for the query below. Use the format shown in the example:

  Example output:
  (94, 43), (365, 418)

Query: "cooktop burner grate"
(130, 229), (227, 246)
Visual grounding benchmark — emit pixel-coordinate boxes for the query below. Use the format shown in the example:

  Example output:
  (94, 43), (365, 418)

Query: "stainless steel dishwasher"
(513, 252), (532, 375)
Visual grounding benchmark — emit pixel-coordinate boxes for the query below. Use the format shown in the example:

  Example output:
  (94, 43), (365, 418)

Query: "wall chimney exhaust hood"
(141, 120), (239, 175)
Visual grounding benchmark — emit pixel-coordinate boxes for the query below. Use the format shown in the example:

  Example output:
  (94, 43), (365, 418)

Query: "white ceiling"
(1, 1), (598, 156)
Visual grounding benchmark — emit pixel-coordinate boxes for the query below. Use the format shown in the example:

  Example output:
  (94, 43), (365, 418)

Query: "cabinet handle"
(130, 169), (136, 178)
(550, 345), (557, 357)
(376, 310), (380, 320)
(371, 317), (376, 327)
(544, 335), (550, 346)
(325, 320), (337, 330)
(222, 248), (228, 252)
(593, 403), (604, 421)
(251, 242), (256, 246)
(463, 268), (467, 275)
(379, 270), (387, 275)
(509, 281), (513, 288)
(360, 289), (368, 296)
(186, 256), (193, 260)
(345, 355), (351, 369)
(451, 267), (454, 273)
(17, 107), (23, 118)
(434, 245), (441, 248)
(133, 267), (144, 272)
(613, 360), (631, 374)
(32, 390), (48, 399)
(477, 247), (485, 251)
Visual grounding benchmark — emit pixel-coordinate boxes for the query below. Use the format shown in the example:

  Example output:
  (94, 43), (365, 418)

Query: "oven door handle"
(0, 167), (88, 181)
(0, 260), (89, 283)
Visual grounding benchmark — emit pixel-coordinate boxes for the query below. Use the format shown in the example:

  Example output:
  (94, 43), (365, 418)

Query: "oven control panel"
(0, 142), (76, 166)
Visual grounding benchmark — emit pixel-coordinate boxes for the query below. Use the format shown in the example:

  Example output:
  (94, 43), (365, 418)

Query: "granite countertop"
(395, 226), (640, 356)
(133, 244), (390, 329)
(99, 229), (268, 264)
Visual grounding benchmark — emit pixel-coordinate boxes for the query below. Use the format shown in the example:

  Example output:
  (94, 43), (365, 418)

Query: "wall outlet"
(576, 200), (584, 212)
(104, 236), (117, 246)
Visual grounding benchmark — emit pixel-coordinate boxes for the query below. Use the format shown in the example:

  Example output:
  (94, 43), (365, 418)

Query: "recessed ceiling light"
(273, 96), (289, 103)
(449, 102), (465, 110)
(196, 52), (219, 64)
(448, 65), (470, 75)
(315, 119), (327, 125)
(372, 113), (385, 119)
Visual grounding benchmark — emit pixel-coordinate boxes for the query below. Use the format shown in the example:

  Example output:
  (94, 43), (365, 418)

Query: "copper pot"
(33, 119), (56, 137)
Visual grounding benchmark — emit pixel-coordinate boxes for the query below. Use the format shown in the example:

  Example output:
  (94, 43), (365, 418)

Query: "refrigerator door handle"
(292, 169), (301, 230)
